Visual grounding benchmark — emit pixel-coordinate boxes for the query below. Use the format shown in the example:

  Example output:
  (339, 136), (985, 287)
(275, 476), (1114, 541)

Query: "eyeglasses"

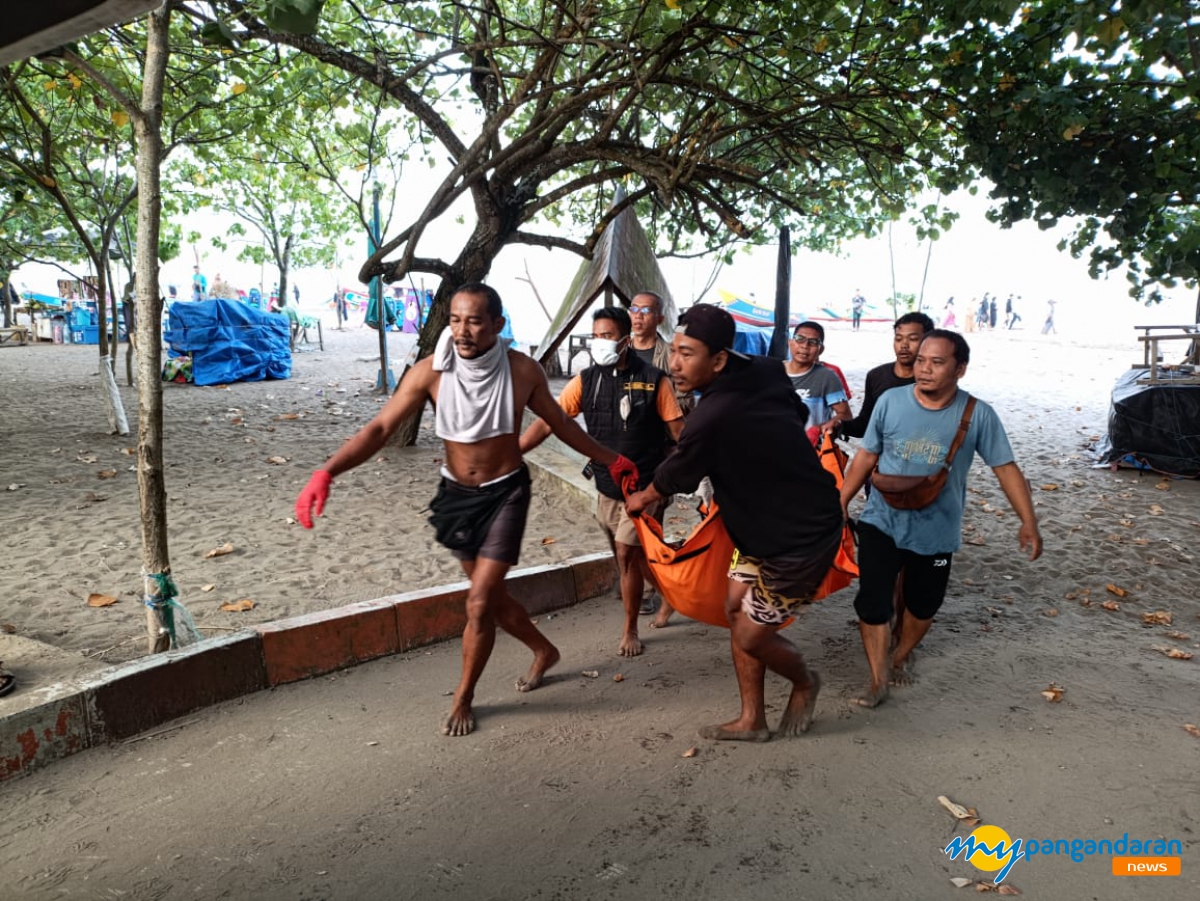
(629, 305), (659, 315)
(790, 336), (822, 347)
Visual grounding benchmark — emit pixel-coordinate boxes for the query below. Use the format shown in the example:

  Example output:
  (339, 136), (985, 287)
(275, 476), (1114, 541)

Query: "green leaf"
(199, 21), (238, 49)
(263, 0), (326, 36)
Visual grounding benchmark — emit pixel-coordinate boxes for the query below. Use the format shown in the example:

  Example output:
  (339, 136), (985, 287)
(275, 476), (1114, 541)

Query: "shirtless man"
(295, 283), (635, 737)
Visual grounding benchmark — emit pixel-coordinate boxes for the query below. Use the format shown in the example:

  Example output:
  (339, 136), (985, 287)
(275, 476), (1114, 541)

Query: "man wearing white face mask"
(522, 306), (684, 657)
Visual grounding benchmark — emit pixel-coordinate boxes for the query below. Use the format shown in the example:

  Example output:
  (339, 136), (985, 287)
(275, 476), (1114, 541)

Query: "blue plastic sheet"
(732, 325), (772, 356)
(164, 298), (291, 386)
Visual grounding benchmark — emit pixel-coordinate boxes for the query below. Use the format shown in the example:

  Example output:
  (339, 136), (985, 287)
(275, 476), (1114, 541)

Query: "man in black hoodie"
(627, 305), (843, 741)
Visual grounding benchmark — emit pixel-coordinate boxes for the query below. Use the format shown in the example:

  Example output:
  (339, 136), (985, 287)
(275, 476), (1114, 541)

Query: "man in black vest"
(522, 306), (684, 657)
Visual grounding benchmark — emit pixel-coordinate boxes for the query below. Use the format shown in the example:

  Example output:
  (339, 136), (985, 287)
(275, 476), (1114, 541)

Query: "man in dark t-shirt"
(842, 312), (935, 440)
(627, 305), (842, 743)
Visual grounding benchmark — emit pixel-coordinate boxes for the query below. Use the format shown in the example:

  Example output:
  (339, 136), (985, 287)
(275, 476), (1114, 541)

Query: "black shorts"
(428, 466), (532, 565)
(853, 521), (953, 625)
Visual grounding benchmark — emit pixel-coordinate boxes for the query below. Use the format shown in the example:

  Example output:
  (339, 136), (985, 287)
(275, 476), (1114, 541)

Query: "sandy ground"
(1, 592), (1198, 900)
(1, 315), (1199, 897)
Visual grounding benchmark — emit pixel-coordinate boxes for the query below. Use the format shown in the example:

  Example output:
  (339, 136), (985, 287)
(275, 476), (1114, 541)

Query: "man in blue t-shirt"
(840, 329), (1042, 708)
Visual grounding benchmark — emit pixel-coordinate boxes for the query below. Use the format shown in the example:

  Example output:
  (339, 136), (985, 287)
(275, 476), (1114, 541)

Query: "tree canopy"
(931, 0), (1198, 302)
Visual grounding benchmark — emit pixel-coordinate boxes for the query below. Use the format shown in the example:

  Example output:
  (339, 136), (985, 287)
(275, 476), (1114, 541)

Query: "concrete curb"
(0, 553), (616, 782)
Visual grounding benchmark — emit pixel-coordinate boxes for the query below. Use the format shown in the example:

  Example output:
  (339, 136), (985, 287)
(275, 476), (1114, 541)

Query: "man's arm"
(665, 417), (684, 442)
(840, 448), (878, 518)
(520, 374), (580, 454)
(518, 417), (553, 454)
(820, 399), (852, 434)
(842, 371), (881, 439)
(524, 365), (617, 466)
(993, 462), (1043, 561)
(296, 360), (436, 528)
(320, 359), (436, 477)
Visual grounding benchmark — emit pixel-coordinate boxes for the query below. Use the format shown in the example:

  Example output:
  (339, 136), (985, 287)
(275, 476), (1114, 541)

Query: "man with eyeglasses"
(785, 321), (851, 445)
(521, 306), (684, 657)
(627, 291), (672, 371)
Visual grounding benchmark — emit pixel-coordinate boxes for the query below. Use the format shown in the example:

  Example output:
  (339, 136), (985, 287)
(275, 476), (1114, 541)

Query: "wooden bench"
(0, 326), (29, 347)
(1133, 324), (1200, 384)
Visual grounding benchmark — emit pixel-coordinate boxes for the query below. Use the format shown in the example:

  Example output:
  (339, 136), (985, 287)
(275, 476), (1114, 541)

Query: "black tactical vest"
(580, 354), (670, 500)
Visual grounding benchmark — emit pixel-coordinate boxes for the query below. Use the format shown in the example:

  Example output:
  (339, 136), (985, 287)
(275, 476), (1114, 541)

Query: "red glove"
(608, 454), (639, 494)
(296, 470), (333, 529)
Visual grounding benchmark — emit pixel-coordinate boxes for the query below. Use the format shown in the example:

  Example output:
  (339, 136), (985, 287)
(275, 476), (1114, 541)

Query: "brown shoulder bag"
(869, 395), (977, 510)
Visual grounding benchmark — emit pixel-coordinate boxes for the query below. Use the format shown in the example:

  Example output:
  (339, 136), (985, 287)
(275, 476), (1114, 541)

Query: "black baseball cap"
(675, 304), (747, 358)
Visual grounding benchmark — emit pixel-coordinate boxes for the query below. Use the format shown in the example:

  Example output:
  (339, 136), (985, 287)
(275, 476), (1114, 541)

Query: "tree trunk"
(277, 234), (292, 311)
(92, 250), (130, 435)
(134, 4), (173, 654)
(1, 268), (14, 327)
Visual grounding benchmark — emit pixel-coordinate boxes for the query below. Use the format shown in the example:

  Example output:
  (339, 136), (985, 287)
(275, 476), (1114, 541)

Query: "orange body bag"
(628, 433), (858, 629)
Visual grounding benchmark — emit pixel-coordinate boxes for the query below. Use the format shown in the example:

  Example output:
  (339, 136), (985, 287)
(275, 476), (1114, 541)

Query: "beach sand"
(1, 321), (1197, 668)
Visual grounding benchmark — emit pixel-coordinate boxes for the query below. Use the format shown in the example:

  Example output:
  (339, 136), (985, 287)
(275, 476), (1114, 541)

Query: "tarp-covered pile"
(164, 298), (291, 386)
(1097, 368), (1200, 477)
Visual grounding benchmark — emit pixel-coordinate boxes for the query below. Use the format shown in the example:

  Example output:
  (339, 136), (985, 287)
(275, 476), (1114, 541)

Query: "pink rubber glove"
(296, 470), (332, 529)
(608, 454), (639, 494)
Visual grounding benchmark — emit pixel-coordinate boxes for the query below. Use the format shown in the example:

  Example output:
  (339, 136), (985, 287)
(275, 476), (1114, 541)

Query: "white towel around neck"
(433, 326), (516, 442)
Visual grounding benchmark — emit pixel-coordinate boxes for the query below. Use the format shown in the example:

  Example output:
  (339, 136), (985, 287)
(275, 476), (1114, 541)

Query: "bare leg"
(444, 558), (559, 737)
(700, 581), (770, 741)
(731, 606), (821, 738)
(890, 614), (933, 686)
(614, 541), (645, 657)
(853, 621), (891, 708)
(650, 596), (675, 629)
(699, 632), (771, 742)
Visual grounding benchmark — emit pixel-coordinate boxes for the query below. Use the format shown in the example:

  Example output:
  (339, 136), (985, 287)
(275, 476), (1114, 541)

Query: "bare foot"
(890, 651), (917, 686)
(777, 671), (821, 737)
(851, 683), (889, 709)
(516, 645), (561, 693)
(442, 702), (475, 737)
(618, 633), (644, 657)
(698, 721), (771, 742)
(649, 610), (673, 629)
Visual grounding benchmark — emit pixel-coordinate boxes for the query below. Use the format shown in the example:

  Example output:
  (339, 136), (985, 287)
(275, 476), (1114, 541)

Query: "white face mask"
(590, 337), (624, 367)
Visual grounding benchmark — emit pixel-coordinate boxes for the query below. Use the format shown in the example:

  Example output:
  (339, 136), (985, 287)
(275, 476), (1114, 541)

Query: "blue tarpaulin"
(164, 298), (291, 386)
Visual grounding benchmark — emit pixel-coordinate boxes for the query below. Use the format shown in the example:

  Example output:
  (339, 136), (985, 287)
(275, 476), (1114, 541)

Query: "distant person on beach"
(334, 290), (348, 328)
(295, 283), (636, 737)
(521, 306), (683, 657)
(784, 321), (850, 445)
(989, 297), (998, 330)
(841, 312), (935, 440)
(941, 297), (956, 329)
(840, 329), (1042, 709)
(1008, 296), (1022, 330)
(1042, 299), (1057, 334)
(977, 295), (990, 330)
(851, 290), (866, 331)
(964, 298), (976, 333)
(191, 266), (207, 302)
(626, 305), (843, 742)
